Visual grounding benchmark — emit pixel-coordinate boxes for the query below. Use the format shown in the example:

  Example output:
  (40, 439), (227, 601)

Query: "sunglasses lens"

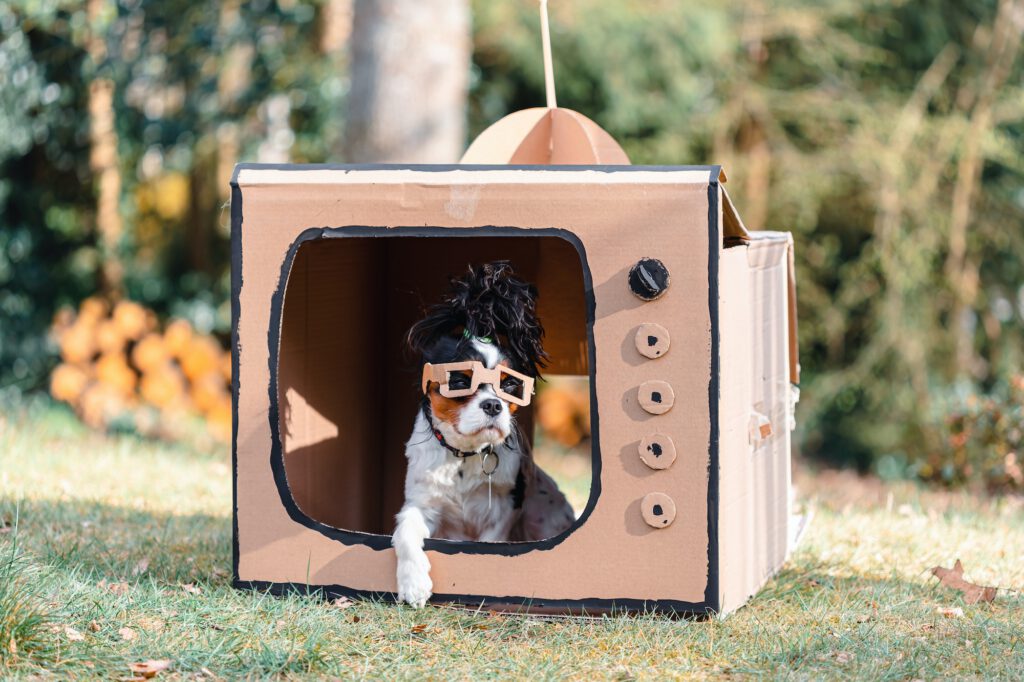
(498, 371), (525, 399)
(445, 370), (473, 395)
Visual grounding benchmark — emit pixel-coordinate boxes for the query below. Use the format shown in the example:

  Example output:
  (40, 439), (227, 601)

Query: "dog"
(393, 261), (577, 608)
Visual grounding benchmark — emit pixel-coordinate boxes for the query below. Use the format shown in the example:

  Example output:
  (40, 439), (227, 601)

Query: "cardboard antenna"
(460, 0), (631, 166)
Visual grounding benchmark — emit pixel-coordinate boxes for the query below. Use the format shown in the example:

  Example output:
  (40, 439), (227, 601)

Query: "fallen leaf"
(132, 558), (150, 576)
(137, 617), (165, 632)
(65, 626), (85, 642)
(351, 615), (361, 623)
(835, 651), (854, 663)
(410, 624), (428, 634)
(332, 597), (355, 609)
(99, 580), (130, 595)
(180, 583), (202, 595)
(929, 560), (997, 604)
(118, 626), (137, 641)
(855, 614), (871, 623)
(129, 659), (170, 678)
(200, 668), (215, 678)
(937, 606), (964, 618)
(88, 620), (101, 632)
(8, 636), (16, 656)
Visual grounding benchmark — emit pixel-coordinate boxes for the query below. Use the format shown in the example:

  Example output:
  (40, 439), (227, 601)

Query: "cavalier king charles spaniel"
(393, 261), (576, 607)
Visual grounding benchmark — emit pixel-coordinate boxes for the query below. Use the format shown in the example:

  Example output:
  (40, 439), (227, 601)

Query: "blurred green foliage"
(0, 0), (344, 389)
(473, 0), (1024, 482)
(1, 0), (1022, 485)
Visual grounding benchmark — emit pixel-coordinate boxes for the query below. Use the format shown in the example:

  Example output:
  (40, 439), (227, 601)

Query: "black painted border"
(266, 226), (600, 556)
(704, 180), (721, 613)
(235, 579), (712, 618)
(229, 164), (723, 615)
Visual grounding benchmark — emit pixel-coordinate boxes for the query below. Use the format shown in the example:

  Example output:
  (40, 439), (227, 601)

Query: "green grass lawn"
(2, 400), (1022, 680)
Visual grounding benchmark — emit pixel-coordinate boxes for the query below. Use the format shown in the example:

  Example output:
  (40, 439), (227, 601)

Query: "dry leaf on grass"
(332, 597), (355, 609)
(929, 560), (997, 604)
(99, 579), (130, 595)
(132, 558), (150, 576)
(137, 617), (165, 633)
(410, 624), (428, 634)
(937, 606), (964, 618)
(119, 626), (137, 641)
(64, 626), (85, 642)
(180, 583), (202, 595)
(129, 659), (171, 678)
(88, 620), (101, 632)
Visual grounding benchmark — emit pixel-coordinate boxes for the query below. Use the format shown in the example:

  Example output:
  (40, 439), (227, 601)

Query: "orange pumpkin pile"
(536, 377), (591, 448)
(50, 298), (232, 442)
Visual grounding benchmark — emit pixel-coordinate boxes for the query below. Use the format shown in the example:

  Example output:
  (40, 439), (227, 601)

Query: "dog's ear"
(452, 261), (549, 376)
(405, 305), (459, 357)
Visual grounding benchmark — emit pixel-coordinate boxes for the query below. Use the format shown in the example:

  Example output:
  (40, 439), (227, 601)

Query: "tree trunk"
(87, 0), (123, 295)
(344, 0), (470, 163)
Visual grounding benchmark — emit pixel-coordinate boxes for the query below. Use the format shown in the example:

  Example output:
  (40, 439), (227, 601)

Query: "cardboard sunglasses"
(421, 361), (535, 406)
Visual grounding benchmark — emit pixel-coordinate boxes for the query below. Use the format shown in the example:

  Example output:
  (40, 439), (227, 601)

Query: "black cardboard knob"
(628, 258), (670, 301)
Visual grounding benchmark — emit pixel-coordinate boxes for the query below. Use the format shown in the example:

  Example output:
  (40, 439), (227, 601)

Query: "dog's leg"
(393, 505), (436, 608)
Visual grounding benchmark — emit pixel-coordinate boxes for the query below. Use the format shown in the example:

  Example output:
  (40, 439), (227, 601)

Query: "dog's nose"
(480, 398), (502, 417)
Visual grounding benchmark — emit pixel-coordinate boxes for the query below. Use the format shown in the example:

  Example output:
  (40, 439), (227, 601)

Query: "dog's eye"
(499, 376), (524, 397)
(447, 371), (472, 390)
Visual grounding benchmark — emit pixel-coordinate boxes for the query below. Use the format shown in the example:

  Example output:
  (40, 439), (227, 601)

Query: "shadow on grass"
(0, 496), (231, 587)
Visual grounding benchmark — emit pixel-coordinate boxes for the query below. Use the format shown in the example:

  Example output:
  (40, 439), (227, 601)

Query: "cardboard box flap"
(747, 231), (800, 385)
(721, 185), (751, 246)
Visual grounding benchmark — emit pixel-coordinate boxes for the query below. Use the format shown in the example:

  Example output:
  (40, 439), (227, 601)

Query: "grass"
(1, 400), (1022, 679)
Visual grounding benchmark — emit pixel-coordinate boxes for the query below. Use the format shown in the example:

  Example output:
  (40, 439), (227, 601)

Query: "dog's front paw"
(397, 558), (433, 608)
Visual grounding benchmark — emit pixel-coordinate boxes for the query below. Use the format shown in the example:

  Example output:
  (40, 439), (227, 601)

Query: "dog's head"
(408, 261), (547, 452)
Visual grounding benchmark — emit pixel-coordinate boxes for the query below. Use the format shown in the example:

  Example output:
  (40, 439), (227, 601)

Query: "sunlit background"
(1, 0), (1022, 492)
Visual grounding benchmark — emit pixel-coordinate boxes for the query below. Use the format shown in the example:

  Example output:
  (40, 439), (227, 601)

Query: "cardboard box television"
(230, 156), (799, 615)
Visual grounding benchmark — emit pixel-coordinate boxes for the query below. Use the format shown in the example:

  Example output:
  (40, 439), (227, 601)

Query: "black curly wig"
(406, 261), (548, 377)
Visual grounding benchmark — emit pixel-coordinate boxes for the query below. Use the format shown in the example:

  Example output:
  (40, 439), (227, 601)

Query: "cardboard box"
(231, 163), (798, 615)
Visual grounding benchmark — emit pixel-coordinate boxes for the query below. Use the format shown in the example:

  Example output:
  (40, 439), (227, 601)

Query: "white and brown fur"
(393, 263), (576, 608)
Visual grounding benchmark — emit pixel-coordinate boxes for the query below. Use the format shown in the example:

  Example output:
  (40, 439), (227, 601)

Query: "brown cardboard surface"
(460, 108), (630, 165)
(717, 235), (794, 613)
(278, 236), (585, 533)
(235, 167), (715, 605)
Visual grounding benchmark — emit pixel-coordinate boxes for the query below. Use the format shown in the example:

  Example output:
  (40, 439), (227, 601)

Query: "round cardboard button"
(641, 492), (676, 528)
(639, 433), (677, 470)
(638, 380), (674, 415)
(635, 323), (670, 359)
(628, 258), (670, 301)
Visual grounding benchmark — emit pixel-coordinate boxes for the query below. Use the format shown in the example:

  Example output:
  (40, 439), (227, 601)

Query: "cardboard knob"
(639, 433), (677, 470)
(635, 323), (670, 359)
(638, 380), (674, 415)
(641, 492), (676, 528)
(628, 258), (670, 301)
